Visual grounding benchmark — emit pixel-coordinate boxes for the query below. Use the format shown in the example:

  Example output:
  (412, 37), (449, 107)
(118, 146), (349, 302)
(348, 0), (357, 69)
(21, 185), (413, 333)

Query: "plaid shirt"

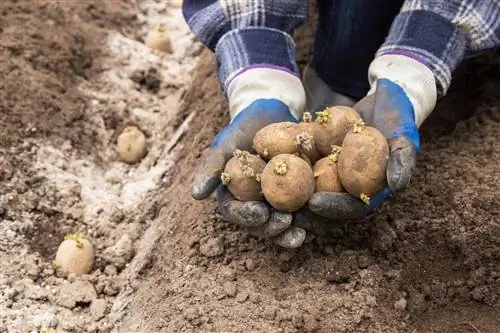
(183, 0), (500, 97)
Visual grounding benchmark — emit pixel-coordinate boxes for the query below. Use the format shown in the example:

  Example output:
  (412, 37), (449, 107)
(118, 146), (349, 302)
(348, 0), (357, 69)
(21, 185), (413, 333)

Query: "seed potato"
(260, 154), (315, 212)
(54, 233), (94, 275)
(337, 122), (389, 203)
(221, 150), (266, 201)
(117, 126), (148, 164)
(315, 106), (362, 156)
(145, 25), (173, 53)
(312, 147), (344, 193)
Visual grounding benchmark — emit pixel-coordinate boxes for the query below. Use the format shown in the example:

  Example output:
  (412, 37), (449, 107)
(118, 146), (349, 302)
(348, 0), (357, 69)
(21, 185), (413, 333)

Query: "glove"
(191, 66), (309, 248)
(308, 54), (437, 219)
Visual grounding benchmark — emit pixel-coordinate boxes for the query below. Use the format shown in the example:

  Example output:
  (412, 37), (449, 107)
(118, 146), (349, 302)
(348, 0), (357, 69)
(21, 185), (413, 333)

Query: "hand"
(308, 78), (420, 219)
(192, 98), (307, 248)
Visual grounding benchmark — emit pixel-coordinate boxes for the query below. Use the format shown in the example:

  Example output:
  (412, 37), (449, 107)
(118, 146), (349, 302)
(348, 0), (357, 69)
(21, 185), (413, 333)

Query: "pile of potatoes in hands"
(221, 106), (390, 213)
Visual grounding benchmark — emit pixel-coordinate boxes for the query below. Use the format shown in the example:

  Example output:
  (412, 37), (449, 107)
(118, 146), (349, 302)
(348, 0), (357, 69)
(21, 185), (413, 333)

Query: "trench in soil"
(0, 1), (499, 333)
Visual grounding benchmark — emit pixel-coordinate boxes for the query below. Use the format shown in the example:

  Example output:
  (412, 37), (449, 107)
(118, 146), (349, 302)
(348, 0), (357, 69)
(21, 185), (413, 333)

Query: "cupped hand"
(308, 78), (420, 219)
(191, 98), (307, 248)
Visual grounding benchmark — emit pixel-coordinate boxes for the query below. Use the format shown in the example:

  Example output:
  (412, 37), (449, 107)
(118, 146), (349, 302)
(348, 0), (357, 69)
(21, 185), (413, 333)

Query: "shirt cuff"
(375, 10), (468, 97)
(215, 27), (300, 95)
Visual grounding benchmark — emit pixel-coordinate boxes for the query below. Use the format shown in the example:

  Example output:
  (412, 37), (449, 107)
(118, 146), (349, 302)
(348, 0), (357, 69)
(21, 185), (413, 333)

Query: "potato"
(117, 126), (148, 164)
(312, 146), (344, 193)
(296, 112), (322, 137)
(221, 150), (266, 201)
(294, 130), (320, 164)
(54, 233), (94, 275)
(253, 122), (297, 159)
(253, 120), (319, 164)
(315, 106), (362, 156)
(145, 25), (172, 53)
(337, 121), (389, 203)
(260, 154), (315, 212)
(295, 112), (321, 163)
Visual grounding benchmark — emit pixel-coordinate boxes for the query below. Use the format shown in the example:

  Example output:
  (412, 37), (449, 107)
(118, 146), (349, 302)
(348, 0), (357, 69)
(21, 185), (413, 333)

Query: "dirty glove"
(191, 66), (309, 248)
(309, 54), (437, 219)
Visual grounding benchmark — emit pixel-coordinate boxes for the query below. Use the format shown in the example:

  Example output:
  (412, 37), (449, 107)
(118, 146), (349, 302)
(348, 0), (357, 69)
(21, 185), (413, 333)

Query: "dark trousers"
(311, 0), (405, 99)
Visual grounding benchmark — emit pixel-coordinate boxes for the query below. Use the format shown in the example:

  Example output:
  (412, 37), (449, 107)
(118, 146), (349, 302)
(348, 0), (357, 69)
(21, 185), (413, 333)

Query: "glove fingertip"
(273, 227), (306, 249)
(308, 192), (367, 220)
(307, 193), (326, 213)
(191, 175), (221, 200)
(387, 137), (417, 192)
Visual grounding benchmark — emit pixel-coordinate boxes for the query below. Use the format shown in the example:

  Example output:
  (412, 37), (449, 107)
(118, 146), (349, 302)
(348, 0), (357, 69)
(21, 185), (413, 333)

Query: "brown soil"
(121, 25), (500, 333)
(1, 1), (498, 333)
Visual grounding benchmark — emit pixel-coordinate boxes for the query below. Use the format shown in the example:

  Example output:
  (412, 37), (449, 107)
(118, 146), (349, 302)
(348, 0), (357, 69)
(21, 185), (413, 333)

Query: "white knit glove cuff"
(367, 54), (437, 128)
(226, 67), (306, 121)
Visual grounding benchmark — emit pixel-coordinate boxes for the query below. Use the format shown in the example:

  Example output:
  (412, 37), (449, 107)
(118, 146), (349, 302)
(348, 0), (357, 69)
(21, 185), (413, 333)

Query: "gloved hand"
(191, 66), (309, 248)
(308, 54), (437, 219)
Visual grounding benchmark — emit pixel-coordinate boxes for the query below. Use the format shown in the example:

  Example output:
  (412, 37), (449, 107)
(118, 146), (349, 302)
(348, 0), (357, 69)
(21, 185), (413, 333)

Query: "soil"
(0, 1), (498, 333)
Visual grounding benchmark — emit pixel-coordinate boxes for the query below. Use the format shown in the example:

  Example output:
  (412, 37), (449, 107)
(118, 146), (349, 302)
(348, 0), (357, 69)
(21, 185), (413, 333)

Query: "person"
(182, 0), (500, 248)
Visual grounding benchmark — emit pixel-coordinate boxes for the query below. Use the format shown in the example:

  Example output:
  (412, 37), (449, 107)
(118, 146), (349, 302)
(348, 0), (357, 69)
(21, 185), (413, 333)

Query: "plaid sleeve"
(182, 0), (308, 93)
(376, 0), (500, 97)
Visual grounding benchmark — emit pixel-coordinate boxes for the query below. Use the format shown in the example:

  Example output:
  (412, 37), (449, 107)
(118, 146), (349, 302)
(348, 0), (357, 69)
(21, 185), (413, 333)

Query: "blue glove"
(191, 98), (307, 248)
(308, 78), (420, 219)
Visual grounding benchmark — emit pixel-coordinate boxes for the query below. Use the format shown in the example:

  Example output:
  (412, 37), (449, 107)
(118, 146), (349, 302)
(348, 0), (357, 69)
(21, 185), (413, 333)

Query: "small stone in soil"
(199, 236), (225, 257)
(90, 298), (108, 321)
(104, 264), (118, 276)
(56, 280), (97, 309)
(102, 235), (135, 269)
(245, 258), (257, 271)
(236, 291), (248, 303)
(183, 307), (200, 321)
(220, 267), (236, 281)
(394, 297), (407, 311)
(223, 281), (237, 297)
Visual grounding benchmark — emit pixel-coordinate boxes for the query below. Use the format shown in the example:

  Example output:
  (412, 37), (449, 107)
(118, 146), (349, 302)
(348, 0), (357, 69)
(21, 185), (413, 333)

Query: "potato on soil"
(253, 121), (319, 163)
(314, 106), (362, 156)
(54, 233), (94, 275)
(145, 25), (172, 53)
(117, 126), (148, 164)
(337, 121), (389, 203)
(312, 147), (344, 193)
(260, 154), (315, 212)
(221, 150), (266, 201)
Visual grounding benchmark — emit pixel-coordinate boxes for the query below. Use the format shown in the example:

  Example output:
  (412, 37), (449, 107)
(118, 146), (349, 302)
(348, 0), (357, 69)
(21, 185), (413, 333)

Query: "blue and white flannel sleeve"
(377, 0), (500, 97)
(182, 0), (308, 95)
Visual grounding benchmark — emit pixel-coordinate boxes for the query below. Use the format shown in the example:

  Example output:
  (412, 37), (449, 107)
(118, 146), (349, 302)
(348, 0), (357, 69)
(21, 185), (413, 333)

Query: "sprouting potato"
(253, 120), (319, 164)
(312, 146), (344, 193)
(145, 25), (173, 53)
(54, 233), (94, 275)
(314, 106), (362, 156)
(337, 121), (389, 204)
(117, 125), (148, 164)
(260, 153), (315, 212)
(221, 149), (266, 201)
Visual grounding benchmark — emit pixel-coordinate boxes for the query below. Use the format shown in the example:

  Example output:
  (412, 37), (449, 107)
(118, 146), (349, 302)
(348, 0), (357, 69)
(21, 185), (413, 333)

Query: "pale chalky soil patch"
(0, 1), (202, 332)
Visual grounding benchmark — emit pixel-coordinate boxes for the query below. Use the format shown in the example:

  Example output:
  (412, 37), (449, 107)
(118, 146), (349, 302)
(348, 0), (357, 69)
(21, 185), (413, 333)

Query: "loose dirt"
(0, 1), (498, 333)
